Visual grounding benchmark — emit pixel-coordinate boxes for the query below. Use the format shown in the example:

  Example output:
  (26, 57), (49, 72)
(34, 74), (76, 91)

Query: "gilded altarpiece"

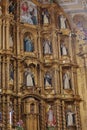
(0, 0), (82, 130)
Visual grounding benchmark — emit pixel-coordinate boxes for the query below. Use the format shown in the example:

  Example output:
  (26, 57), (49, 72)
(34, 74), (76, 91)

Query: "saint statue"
(59, 15), (67, 29)
(24, 36), (34, 52)
(63, 71), (72, 89)
(43, 39), (52, 54)
(66, 111), (75, 126)
(47, 106), (56, 127)
(25, 69), (35, 87)
(42, 8), (50, 24)
(44, 73), (52, 87)
(60, 41), (68, 56)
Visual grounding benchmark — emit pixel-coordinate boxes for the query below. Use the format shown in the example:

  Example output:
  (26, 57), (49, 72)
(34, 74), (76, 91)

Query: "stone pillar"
(62, 101), (66, 130)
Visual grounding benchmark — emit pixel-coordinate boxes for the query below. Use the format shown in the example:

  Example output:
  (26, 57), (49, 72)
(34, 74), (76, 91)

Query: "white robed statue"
(59, 15), (67, 29)
(43, 39), (52, 54)
(60, 43), (68, 55)
(67, 111), (75, 126)
(25, 69), (35, 87)
(63, 71), (71, 89)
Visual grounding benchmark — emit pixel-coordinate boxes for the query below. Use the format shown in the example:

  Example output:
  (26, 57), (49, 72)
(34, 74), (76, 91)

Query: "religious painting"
(20, 0), (38, 25)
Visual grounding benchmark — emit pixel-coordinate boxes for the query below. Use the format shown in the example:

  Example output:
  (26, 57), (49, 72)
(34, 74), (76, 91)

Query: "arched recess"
(21, 95), (41, 130)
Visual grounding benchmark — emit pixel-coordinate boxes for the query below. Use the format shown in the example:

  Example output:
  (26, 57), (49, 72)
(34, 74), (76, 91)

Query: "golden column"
(5, 19), (10, 50)
(75, 101), (82, 130)
(6, 57), (10, 90)
(40, 100), (46, 130)
(62, 101), (66, 130)
(2, 20), (5, 50)
(0, 19), (2, 49)
(2, 57), (5, 90)
(55, 100), (62, 130)
(2, 96), (6, 130)
(6, 95), (11, 130)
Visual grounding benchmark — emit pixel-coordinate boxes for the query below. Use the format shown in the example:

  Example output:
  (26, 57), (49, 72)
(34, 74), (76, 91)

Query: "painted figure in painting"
(44, 72), (52, 87)
(25, 69), (35, 87)
(24, 35), (34, 52)
(43, 39), (52, 54)
(21, 1), (28, 15)
(21, 1), (37, 25)
(30, 8), (37, 25)
(63, 70), (72, 89)
(60, 40), (68, 55)
(47, 106), (56, 128)
(59, 15), (67, 29)
(42, 8), (50, 24)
